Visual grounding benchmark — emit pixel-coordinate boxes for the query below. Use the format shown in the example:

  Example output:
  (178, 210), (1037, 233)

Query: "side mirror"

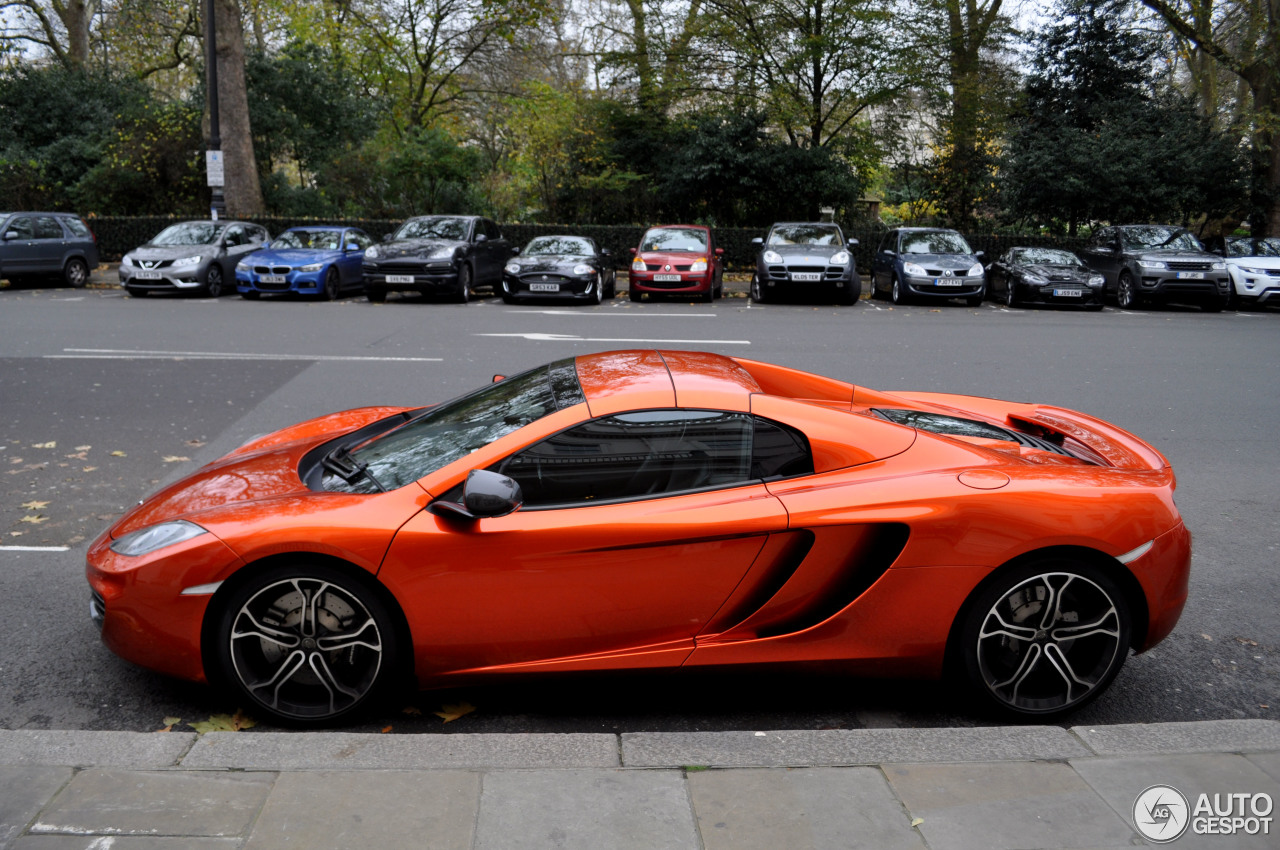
(601, 248), (611, 257)
(3, 231), (18, 241)
(475, 233), (488, 243)
(974, 250), (985, 259)
(847, 238), (859, 247)
(629, 247), (637, 255)
(430, 469), (523, 521)
(511, 246), (521, 256)
(751, 237), (763, 245)
(383, 233), (393, 242)
(714, 247), (724, 256)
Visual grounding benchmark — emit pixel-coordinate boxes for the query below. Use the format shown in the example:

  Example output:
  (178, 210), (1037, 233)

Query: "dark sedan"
(986, 247), (1105, 310)
(1079, 225), (1229, 311)
(362, 215), (511, 303)
(501, 235), (616, 304)
(749, 222), (860, 305)
(870, 228), (985, 306)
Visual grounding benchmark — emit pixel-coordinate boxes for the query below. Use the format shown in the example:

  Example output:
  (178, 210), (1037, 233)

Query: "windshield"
(641, 227), (707, 252)
(901, 231), (972, 255)
(395, 217), (470, 241)
(1014, 248), (1082, 266)
(151, 222), (224, 246)
(274, 229), (344, 250)
(1121, 226), (1201, 251)
(767, 224), (842, 246)
(525, 236), (593, 256)
(334, 358), (586, 492)
(1227, 237), (1280, 258)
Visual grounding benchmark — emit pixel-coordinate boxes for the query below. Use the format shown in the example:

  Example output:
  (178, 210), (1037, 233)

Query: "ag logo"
(1134, 785), (1190, 843)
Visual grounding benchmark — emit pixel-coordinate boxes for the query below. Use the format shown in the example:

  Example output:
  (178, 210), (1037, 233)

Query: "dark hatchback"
(1079, 225), (1229, 312)
(870, 228), (985, 305)
(750, 222), (860, 304)
(501, 235), (616, 304)
(0, 212), (98, 288)
(362, 215), (511, 303)
(986, 247), (1105, 310)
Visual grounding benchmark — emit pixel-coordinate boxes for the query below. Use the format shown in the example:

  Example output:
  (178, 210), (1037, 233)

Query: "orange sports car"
(86, 351), (1190, 725)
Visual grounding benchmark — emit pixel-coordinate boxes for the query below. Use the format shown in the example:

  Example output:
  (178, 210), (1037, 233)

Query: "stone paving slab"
(1, 766), (73, 848)
(883, 760), (1139, 850)
(687, 766), (927, 850)
(475, 769), (698, 850)
(1070, 719), (1280, 756)
(1071, 752), (1280, 850)
(11, 837), (242, 849)
(1246, 750), (1280, 784)
(242, 770), (481, 850)
(180, 731), (620, 770)
(622, 726), (1092, 767)
(0, 731), (194, 769)
(27, 768), (274, 839)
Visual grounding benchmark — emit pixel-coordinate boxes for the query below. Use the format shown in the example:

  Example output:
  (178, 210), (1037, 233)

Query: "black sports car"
(501, 235), (616, 304)
(750, 222), (860, 304)
(362, 215), (511, 303)
(986, 247), (1106, 310)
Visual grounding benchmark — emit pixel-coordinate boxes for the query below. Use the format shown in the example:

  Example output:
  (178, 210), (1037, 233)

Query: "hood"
(511, 254), (592, 272)
(111, 406), (411, 537)
(1227, 256), (1280, 269)
(252, 247), (345, 265)
(374, 238), (462, 260)
(904, 253), (979, 270)
(639, 250), (708, 264)
(765, 244), (843, 262)
(1134, 248), (1218, 262)
(1023, 264), (1094, 283)
(130, 245), (217, 261)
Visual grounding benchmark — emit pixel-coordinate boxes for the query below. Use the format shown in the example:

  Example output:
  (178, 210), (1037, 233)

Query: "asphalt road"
(1, 282), (1276, 734)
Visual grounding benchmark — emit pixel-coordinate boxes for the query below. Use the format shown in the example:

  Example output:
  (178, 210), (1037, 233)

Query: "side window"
(486, 219), (502, 241)
(64, 217), (90, 238)
(497, 410), (754, 507)
(250, 226), (267, 244)
(751, 417), (813, 479)
(6, 217), (34, 239)
(224, 225), (245, 247)
(877, 231), (896, 254)
(34, 216), (64, 239)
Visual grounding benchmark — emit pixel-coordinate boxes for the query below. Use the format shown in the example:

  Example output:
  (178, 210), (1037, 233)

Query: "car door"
(380, 409), (790, 675)
(1, 216), (54, 275)
(989, 251), (1011, 298)
(873, 230), (898, 291)
(340, 229), (368, 285)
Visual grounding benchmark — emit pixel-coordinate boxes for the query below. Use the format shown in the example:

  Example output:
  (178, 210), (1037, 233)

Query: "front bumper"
(236, 268), (326, 295)
(364, 262), (461, 292)
(1228, 267), (1280, 304)
(757, 262), (855, 292)
(503, 272), (600, 299)
(1137, 269), (1230, 302)
(119, 266), (208, 291)
(629, 271), (713, 294)
(1017, 282), (1105, 307)
(903, 272), (984, 299)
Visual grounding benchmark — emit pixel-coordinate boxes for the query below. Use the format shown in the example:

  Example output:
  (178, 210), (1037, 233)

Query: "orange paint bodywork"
(86, 350), (1191, 693)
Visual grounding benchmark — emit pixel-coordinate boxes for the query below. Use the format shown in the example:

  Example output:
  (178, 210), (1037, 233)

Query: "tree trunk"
(53, 0), (96, 68)
(212, 0), (263, 216)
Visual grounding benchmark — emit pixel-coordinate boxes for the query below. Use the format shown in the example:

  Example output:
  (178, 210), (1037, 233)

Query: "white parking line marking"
(48, 348), (442, 362)
(477, 333), (749, 344)
(511, 309), (718, 317)
(0, 546), (70, 552)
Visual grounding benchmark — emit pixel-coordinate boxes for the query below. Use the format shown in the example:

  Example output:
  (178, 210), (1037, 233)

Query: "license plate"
(1053, 288), (1082, 297)
(386, 275), (414, 284)
(530, 283), (560, 292)
(653, 274), (681, 282)
(135, 270), (162, 280)
(260, 275), (286, 284)
(934, 277), (961, 286)
(1176, 271), (1204, 279)
(791, 272), (822, 282)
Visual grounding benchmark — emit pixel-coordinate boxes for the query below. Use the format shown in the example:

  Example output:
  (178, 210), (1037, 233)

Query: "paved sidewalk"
(3, 720), (1278, 849)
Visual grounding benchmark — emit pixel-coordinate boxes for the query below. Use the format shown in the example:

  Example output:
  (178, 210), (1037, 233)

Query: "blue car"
(235, 226), (373, 300)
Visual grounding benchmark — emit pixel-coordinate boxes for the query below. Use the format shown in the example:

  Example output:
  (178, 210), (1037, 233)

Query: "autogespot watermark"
(1133, 784), (1274, 843)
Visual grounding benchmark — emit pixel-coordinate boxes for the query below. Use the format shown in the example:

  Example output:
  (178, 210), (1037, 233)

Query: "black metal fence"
(86, 216), (1087, 272)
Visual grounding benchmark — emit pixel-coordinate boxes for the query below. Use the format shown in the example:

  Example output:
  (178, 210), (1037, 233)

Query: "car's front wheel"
(1005, 281), (1020, 307)
(454, 264), (472, 303)
(891, 274), (909, 305)
(749, 274), (768, 303)
(204, 265), (225, 298)
(322, 267), (341, 301)
(211, 564), (402, 726)
(956, 558), (1131, 718)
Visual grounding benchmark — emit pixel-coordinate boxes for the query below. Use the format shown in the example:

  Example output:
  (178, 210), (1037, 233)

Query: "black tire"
(1085, 302), (1104, 312)
(64, 257), (89, 288)
(204, 264), (225, 297)
(454, 264), (472, 303)
(1201, 297), (1225, 313)
(125, 286), (147, 298)
(1116, 270), (1140, 309)
(501, 291), (517, 304)
(1005, 281), (1019, 308)
(590, 275), (603, 305)
(605, 272), (616, 299)
(750, 274), (768, 303)
(966, 293), (984, 307)
(322, 267), (341, 301)
(366, 286), (387, 303)
(891, 274), (909, 305)
(954, 557), (1132, 718)
(211, 563), (402, 726)
(837, 277), (858, 305)
(628, 288), (642, 302)
(240, 290), (260, 300)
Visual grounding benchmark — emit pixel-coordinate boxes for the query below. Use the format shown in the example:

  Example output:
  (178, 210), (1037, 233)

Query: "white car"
(1209, 236), (1280, 308)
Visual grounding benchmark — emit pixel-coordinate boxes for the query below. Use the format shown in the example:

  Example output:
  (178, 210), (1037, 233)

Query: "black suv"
(1080, 225), (1229, 312)
(0, 212), (99, 288)
(362, 215), (511, 303)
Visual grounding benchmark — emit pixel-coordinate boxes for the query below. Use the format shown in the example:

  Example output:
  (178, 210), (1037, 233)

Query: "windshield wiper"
(322, 445), (387, 492)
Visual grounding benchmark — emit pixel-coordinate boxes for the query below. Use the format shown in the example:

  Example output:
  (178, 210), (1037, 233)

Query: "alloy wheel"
(205, 265), (224, 297)
(65, 258), (89, 288)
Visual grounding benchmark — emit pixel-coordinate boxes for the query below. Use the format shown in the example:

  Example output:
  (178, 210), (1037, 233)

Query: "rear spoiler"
(1013, 407), (1170, 471)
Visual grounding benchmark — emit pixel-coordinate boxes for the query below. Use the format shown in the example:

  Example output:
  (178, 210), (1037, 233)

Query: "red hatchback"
(629, 225), (724, 301)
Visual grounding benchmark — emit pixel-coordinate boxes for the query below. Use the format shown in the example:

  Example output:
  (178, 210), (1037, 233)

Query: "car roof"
(644, 224), (710, 231)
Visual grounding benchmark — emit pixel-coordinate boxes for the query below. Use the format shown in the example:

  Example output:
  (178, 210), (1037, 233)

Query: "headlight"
(235, 261), (249, 272)
(365, 246), (380, 259)
(1137, 260), (1166, 270)
(1238, 266), (1268, 275)
(903, 262), (927, 277)
(1088, 275), (1105, 287)
(632, 258), (647, 272)
(762, 250), (783, 264)
(109, 520), (207, 556)
(505, 263), (521, 274)
(830, 251), (850, 265)
(573, 264), (594, 275)
(428, 247), (456, 260)
(1024, 274), (1048, 285)
(968, 263), (984, 277)
(121, 255), (134, 268)
(299, 263), (323, 272)
(1211, 261), (1226, 270)
(690, 258), (708, 272)
(171, 255), (202, 268)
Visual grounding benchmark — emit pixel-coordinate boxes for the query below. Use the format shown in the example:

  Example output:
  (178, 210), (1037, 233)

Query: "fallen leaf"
(911, 818), (924, 828)
(185, 440), (206, 447)
(381, 725), (393, 733)
(1202, 633), (1213, 641)
(401, 706), (423, 716)
(21, 500), (49, 509)
(9, 458), (23, 464)
(82, 466), (97, 472)
(31, 441), (56, 449)
(187, 710), (256, 734)
(158, 716), (182, 733)
(9, 531), (23, 537)
(65, 452), (87, 460)
(433, 702), (476, 723)
(110, 450), (126, 457)
(162, 456), (190, 463)
(1235, 637), (1258, 646)
(20, 515), (48, 524)
(75, 445), (91, 452)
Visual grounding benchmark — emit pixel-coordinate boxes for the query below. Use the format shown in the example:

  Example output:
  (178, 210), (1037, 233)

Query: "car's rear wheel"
(204, 265), (225, 297)
(1117, 271), (1140, 309)
(64, 257), (89, 288)
(212, 564), (401, 726)
(322, 267), (341, 301)
(956, 558), (1131, 718)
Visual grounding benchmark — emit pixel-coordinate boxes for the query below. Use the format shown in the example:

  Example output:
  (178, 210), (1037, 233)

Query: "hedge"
(85, 215), (1087, 273)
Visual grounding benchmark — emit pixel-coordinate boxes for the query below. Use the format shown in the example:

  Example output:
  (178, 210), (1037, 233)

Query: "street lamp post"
(204, 0), (226, 219)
